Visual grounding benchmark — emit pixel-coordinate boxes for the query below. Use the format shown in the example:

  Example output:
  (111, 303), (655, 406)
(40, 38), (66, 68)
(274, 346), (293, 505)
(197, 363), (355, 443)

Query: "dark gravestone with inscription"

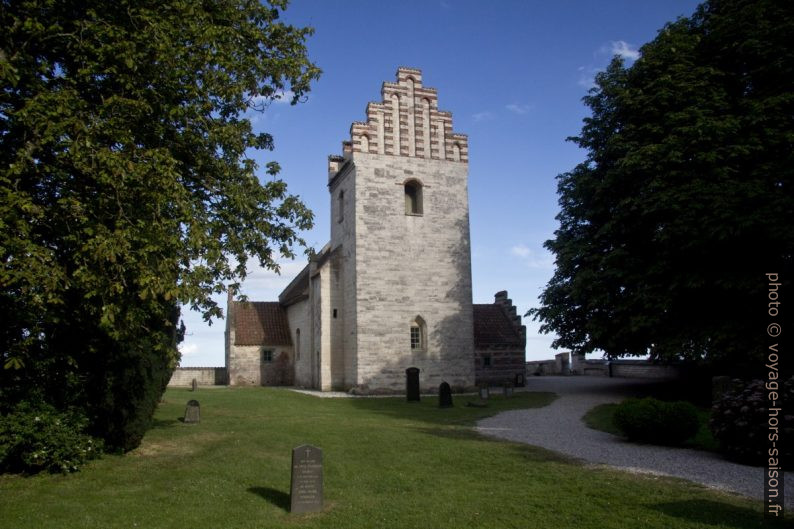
(438, 382), (453, 408)
(406, 367), (420, 402)
(184, 400), (200, 424)
(290, 445), (323, 514)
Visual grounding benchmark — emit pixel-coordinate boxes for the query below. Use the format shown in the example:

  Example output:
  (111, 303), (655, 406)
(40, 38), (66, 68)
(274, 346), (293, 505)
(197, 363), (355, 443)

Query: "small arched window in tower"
(360, 134), (370, 153)
(404, 180), (423, 215)
(410, 316), (426, 351)
(453, 142), (461, 162)
(337, 190), (344, 223)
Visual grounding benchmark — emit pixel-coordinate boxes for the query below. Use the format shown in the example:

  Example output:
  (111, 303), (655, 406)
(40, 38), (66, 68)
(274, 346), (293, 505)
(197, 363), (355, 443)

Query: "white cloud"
(609, 40), (640, 61)
(510, 244), (554, 270)
(510, 244), (531, 258)
(577, 65), (600, 89)
(249, 90), (297, 106)
(472, 111), (495, 122)
(506, 103), (533, 115)
(179, 342), (199, 356)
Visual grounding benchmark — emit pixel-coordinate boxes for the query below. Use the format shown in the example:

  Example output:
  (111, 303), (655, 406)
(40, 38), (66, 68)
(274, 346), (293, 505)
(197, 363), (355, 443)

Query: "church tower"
(327, 67), (475, 391)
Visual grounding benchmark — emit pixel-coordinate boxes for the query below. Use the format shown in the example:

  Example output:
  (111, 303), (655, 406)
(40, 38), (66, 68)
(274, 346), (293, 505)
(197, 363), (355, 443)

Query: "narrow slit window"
(404, 180), (423, 215)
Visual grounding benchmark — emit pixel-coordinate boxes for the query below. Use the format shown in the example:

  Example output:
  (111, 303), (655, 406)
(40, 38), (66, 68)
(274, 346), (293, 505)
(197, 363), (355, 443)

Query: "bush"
(0, 402), (103, 474)
(710, 377), (793, 467)
(613, 397), (700, 446)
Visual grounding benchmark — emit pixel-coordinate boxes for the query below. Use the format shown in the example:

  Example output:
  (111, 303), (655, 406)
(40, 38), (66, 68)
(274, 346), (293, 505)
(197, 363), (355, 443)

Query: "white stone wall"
(329, 161), (358, 390)
(228, 344), (292, 386)
(286, 298), (311, 387)
(349, 151), (475, 390)
(168, 367), (226, 387)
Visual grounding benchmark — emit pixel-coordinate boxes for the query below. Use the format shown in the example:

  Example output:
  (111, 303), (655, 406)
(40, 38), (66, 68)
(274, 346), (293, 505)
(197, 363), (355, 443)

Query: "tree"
(0, 0), (319, 455)
(531, 0), (793, 375)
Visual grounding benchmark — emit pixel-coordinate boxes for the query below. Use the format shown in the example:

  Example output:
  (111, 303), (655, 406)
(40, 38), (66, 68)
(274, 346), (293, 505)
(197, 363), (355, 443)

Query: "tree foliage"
(531, 0), (793, 374)
(0, 0), (319, 453)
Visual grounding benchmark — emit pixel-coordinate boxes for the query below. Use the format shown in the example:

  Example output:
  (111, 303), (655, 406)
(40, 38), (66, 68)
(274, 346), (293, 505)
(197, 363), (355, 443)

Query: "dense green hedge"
(710, 377), (793, 467)
(0, 403), (102, 474)
(613, 397), (700, 446)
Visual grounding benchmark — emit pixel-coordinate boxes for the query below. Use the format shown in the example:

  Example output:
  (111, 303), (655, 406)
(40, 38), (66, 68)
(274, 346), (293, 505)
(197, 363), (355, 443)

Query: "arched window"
(452, 142), (461, 162)
(410, 316), (426, 351)
(337, 190), (344, 223)
(295, 329), (301, 361)
(404, 180), (423, 215)
(360, 134), (370, 153)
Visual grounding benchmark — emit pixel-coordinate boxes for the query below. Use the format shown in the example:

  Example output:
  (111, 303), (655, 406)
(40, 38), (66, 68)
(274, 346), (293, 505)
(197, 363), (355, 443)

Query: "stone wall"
(168, 367), (227, 387)
(325, 67), (475, 392)
(529, 355), (683, 379)
(228, 344), (293, 386)
(348, 152), (475, 391)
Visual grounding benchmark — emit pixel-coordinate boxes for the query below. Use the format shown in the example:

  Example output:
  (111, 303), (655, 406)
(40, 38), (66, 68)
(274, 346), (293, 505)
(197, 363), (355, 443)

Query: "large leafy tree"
(0, 0), (319, 451)
(532, 0), (792, 375)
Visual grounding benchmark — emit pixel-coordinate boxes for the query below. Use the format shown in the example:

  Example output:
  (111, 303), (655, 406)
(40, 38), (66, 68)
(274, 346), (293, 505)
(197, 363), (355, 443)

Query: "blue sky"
(178, 0), (702, 366)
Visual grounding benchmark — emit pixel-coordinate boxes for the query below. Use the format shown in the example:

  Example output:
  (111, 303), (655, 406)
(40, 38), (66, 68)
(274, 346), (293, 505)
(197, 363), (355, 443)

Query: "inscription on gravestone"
(439, 382), (453, 408)
(184, 399), (200, 424)
(290, 445), (323, 514)
(406, 367), (420, 402)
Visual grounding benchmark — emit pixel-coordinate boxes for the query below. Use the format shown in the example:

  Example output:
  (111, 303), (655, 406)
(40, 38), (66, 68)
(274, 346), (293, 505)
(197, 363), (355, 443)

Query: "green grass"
(0, 388), (775, 529)
(583, 403), (720, 452)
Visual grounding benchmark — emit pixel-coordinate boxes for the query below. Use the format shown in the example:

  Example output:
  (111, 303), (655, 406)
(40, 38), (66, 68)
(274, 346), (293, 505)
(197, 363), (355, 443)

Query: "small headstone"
(184, 399), (200, 424)
(438, 382), (453, 408)
(406, 367), (420, 402)
(290, 445), (323, 514)
(191, 378), (198, 392)
(479, 385), (490, 400)
(503, 383), (513, 398)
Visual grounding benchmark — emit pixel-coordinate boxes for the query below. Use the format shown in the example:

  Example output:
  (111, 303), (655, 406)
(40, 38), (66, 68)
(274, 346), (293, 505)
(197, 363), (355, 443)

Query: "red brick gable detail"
(233, 301), (292, 346)
(472, 304), (523, 347)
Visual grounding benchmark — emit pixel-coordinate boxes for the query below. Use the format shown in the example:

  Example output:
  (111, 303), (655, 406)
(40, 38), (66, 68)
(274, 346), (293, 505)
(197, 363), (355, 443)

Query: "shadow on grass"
(149, 417), (182, 429)
(651, 500), (776, 528)
(248, 486), (290, 511)
(343, 392), (557, 428)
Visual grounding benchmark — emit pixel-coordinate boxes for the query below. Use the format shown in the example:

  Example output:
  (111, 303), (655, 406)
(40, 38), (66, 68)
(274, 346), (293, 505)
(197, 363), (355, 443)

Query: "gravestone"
(438, 382), (453, 408)
(515, 373), (525, 387)
(184, 399), (200, 424)
(406, 367), (420, 402)
(290, 445), (323, 514)
(503, 383), (513, 398)
(191, 378), (198, 392)
(479, 385), (490, 400)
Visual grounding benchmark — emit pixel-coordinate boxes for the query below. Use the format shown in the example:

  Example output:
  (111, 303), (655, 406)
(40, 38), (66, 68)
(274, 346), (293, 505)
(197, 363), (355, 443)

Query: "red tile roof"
(233, 302), (292, 346)
(473, 304), (523, 347)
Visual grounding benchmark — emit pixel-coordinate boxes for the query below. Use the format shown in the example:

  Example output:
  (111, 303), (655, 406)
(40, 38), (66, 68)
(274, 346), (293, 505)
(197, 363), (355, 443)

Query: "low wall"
(168, 367), (227, 387)
(529, 355), (682, 380)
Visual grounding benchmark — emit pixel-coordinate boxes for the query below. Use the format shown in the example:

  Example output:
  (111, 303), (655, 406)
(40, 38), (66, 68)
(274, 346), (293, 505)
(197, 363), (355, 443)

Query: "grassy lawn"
(583, 403), (720, 452)
(0, 387), (774, 529)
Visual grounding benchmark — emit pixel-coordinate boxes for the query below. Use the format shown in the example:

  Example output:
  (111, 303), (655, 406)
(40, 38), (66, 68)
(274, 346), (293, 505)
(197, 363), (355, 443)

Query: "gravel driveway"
(476, 376), (792, 507)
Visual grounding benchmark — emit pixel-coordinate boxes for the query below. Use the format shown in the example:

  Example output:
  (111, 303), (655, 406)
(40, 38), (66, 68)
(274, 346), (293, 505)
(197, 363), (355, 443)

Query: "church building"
(224, 68), (526, 392)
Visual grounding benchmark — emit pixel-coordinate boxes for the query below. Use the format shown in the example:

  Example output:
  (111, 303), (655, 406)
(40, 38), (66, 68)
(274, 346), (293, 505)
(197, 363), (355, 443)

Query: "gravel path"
(476, 376), (792, 507)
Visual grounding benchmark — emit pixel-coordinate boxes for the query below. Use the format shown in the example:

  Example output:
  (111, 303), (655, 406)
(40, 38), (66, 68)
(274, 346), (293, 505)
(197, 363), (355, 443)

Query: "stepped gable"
(473, 291), (527, 347)
(332, 67), (468, 171)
